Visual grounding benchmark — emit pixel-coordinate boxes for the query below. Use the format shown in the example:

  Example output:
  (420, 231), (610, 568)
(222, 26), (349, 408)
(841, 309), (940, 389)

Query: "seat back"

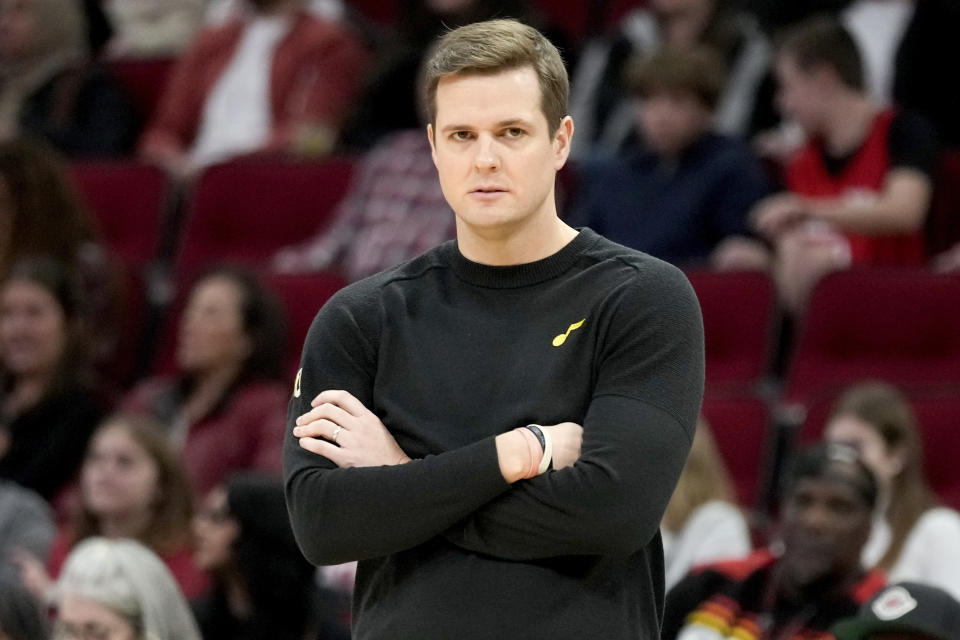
(686, 270), (776, 392)
(785, 269), (960, 404)
(174, 158), (353, 279)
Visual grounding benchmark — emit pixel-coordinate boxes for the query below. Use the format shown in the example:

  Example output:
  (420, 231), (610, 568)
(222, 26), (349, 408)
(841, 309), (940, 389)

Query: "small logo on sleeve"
(293, 368), (302, 398)
(552, 318), (586, 347)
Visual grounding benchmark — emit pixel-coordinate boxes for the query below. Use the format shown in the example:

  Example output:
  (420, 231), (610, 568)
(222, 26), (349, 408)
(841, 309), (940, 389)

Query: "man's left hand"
(294, 390), (412, 468)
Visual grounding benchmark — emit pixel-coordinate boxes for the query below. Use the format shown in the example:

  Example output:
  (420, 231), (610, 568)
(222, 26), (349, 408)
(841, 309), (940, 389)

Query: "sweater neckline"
(446, 228), (600, 288)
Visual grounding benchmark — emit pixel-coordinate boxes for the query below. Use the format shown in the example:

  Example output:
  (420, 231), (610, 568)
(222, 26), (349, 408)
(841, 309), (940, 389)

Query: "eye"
(450, 131), (474, 141)
(503, 127), (525, 138)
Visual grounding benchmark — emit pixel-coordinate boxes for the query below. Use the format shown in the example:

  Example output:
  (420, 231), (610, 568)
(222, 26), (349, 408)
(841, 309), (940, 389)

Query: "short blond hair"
(423, 19), (568, 134)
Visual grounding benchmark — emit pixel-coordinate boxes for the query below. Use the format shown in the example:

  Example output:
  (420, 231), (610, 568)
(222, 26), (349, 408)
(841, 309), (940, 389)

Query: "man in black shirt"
(284, 18), (705, 639)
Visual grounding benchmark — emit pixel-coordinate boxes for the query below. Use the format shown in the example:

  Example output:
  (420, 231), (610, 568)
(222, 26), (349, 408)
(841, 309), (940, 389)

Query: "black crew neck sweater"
(284, 228), (705, 639)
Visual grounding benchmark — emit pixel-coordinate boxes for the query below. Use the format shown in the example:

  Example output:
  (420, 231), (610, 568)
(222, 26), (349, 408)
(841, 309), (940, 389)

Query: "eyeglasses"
(52, 620), (126, 640)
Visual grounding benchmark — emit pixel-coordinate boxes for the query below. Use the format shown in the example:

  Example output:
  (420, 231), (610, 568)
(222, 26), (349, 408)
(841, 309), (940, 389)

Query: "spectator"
(0, 564), (47, 640)
(0, 139), (120, 366)
(139, 0), (368, 179)
(568, 0), (772, 159)
(273, 129), (455, 281)
(192, 473), (348, 640)
(662, 418), (751, 592)
(122, 266), (288, 496)
(39, 413), (208, 601)
(102, 0), (208, 58)
(662, 442), (884, 639)
(824, 381), (960, 601)
(54, 537), (201, 640)
(571, 48), (770, 268)
(0, 258), (103, 504)
(748, 16), (937, 311)
(832, 581), (960, 640)
(337, 0), (560, 152)
(0, 0), (138, 156)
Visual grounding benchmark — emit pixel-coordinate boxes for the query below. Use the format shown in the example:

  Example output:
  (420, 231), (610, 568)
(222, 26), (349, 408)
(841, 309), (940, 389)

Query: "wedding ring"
(332, 425), (343, 443)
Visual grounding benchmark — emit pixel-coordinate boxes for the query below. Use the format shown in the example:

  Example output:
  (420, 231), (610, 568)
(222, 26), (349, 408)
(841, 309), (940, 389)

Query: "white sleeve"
(888, 508), (960, 601)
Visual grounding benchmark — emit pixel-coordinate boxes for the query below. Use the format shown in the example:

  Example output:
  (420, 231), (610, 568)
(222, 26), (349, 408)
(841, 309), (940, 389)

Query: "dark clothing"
(662, 550), (886, 640)
(894, 0), (960, 148)
(0, 386), (102, 501)
(572, 134), (769, 267)
(19, 64), (139, 158)
(285, 228), (705, 639)
(818, 111), (938, 180)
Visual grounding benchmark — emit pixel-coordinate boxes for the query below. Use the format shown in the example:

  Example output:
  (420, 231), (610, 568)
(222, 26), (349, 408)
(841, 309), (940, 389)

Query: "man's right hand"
(541, 422), (583, 470)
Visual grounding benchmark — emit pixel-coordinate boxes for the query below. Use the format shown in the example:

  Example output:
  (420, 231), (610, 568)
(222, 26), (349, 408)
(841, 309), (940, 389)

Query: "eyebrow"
(439, 119), (534, 134)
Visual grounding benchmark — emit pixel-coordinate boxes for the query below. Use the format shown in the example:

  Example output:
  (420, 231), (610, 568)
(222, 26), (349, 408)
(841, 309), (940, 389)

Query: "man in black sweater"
(284, 18), (705, 639)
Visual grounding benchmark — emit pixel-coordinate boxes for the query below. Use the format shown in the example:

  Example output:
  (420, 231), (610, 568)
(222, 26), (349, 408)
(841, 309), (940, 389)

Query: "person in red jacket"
(123, 266), (289, 497)
(735, 16), (937, 312)
(139, 0), (367, 180)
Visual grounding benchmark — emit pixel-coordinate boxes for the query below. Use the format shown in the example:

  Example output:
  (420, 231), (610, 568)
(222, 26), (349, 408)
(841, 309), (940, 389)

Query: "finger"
(311, 389), (367, 416)
(296, 402), (351, 427)
(293, 418), (339, 439)
(299, 437), (346, 465)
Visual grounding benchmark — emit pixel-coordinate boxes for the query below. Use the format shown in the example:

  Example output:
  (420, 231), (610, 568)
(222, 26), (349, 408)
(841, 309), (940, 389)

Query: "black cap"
(831, 582), (960, 640)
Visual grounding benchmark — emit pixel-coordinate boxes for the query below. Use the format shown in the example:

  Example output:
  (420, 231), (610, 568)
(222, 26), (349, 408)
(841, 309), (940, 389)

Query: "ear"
(427, 124), (438, 168)
(552, 115), (574, 171)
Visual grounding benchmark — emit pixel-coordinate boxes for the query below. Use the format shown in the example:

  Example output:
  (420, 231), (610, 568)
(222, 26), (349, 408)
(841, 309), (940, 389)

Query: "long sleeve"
(442, 264), (704, 559)
(283, 285), (512, 567)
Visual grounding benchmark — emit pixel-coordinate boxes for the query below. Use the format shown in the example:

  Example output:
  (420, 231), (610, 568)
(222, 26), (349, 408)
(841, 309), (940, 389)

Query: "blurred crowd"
(2, 0), (960, 638)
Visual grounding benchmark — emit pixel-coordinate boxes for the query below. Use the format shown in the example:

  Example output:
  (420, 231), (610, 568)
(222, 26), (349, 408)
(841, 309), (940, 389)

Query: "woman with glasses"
(53, 537), (200, 640)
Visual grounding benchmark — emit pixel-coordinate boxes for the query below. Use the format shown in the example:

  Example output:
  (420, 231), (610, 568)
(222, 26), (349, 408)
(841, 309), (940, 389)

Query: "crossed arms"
(283, 267), (704, 566)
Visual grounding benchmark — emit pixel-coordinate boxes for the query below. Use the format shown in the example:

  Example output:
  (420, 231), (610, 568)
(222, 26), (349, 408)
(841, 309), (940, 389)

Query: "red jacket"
(140, 10), (368, 157)
(785, 109), (926, 265)
(122, 378), (289, 496)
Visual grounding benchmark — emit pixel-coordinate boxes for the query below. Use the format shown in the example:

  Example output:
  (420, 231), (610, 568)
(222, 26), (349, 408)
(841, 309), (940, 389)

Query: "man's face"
(637, 91), (711, 158)
(779, 472), (872, 589)
(428, 66), (572, 244)
(775, 54), (829, 135)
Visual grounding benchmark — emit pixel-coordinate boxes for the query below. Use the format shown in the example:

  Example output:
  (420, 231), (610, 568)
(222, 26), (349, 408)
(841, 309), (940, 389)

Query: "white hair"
(56, 538), (202, 640)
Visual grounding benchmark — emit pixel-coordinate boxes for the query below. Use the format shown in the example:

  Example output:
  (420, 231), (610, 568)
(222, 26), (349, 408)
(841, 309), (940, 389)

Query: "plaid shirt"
(274, 129), (456, 282)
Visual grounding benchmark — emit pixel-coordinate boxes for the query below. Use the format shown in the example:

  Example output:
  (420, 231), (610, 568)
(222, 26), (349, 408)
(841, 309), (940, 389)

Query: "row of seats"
(70, 159), (960, 517)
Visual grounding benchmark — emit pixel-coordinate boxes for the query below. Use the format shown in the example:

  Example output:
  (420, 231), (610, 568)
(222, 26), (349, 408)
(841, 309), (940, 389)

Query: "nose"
(473, 133), (500, 173)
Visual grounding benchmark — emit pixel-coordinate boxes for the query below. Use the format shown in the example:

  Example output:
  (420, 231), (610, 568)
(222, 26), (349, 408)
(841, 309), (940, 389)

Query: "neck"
(661, 2), (714, 50)
(183, 364), (242, 421)
(99, 509), (153, 540)
(4, 372), (53, 416)
(224, 569), (253, 618)
(455, 209), (578, 266)
(821, 93), (876, 157)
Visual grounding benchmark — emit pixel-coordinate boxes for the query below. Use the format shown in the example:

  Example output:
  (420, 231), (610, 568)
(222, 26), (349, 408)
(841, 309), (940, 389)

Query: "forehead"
(434, 66), (546, 129)
(789, 473), (867, 507)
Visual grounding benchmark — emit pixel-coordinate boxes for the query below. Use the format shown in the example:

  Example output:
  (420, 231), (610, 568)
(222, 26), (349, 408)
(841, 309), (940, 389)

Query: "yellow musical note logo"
(293, 368), (302, 398)
(552, 319), (586, 347)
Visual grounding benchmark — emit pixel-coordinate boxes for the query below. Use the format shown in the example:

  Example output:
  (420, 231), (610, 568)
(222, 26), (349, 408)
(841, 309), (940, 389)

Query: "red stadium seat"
(911, 392), (960, 511)
(701, 394), (773, 509)
(783, 269), (960, 406)
(685, 270), (776, 392)
(69, 161), (171, 268)
(108, 57), (175, 122)
(263, 271), (349, 378)
(926, 150), (960, 257)
(174, 158), (353, 278)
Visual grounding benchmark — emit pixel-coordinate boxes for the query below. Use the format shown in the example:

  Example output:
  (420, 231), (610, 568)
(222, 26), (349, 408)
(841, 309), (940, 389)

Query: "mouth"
(470, 186), (508, 195)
